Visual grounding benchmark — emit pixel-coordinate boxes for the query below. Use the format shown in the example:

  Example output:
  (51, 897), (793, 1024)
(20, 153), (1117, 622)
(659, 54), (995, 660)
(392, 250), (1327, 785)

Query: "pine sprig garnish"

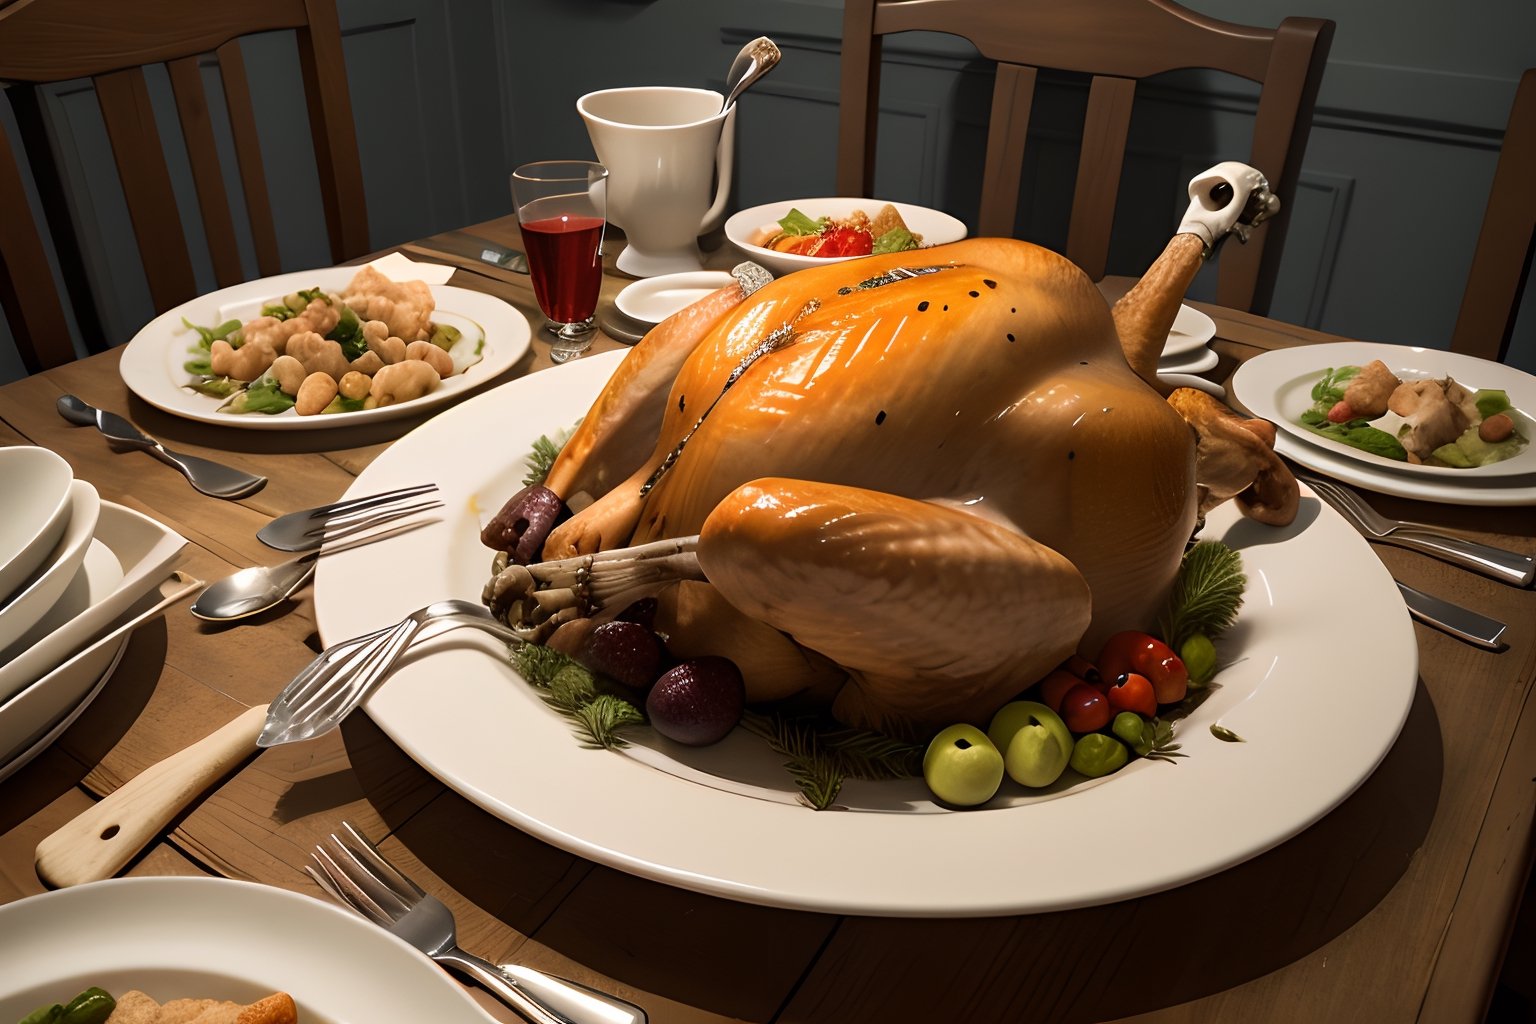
(572, 694), (647, 749)
(1158, 540), (1246, 647)
(816, 728), (925, 781)
(507, 641), (645, 750)
(740, 712), (846, 809)
(740, 712), (924, 809)
(521, 421), (579, 486)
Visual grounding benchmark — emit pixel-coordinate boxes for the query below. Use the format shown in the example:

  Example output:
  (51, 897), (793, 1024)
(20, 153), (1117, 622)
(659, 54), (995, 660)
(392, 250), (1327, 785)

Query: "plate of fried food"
(0, 877), (491, 1022)
(119, 262), (530, 430)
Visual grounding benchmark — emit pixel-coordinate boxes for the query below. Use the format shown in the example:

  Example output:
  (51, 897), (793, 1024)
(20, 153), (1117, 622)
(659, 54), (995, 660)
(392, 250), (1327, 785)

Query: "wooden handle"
(35, 703), (269, 888)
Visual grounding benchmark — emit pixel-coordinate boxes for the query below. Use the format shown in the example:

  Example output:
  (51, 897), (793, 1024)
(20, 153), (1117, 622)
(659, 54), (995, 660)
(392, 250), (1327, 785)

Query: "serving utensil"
(259, 483), (439, 551)
(191, 500), (444, 621)
(1300, 471), (1534, 587)
(36, 601), (518, 887)
(310, 822), (647, 1024)
(722, 36), (781, 111)
(56, 395), (266, 499)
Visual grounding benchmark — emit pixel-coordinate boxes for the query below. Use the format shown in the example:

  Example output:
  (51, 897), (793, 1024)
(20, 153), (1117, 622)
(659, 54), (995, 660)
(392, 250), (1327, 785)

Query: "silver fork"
(309, 822), (647, 1024)
(1300, 472), (1534, 587)
(256, 599), (519, 747)
(259, 483), (440, 551)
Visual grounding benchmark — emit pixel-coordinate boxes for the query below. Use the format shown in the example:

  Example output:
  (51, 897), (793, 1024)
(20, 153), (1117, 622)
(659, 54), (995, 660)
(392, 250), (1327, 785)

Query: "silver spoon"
(722, 36), (781, 112)
(57, 394), (266, 499)
(191, 549), (323, 621)
(192, 508), (443, 621)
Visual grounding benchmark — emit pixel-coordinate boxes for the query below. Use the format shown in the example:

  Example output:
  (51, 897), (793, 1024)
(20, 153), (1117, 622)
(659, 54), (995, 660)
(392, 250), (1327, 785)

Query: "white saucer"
(615, 271), (735, 326)
(1159, 345), (1218, 374)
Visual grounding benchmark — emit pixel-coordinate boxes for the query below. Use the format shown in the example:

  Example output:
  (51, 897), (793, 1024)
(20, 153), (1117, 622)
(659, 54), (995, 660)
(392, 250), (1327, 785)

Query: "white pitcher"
(578, 86), (736, 277)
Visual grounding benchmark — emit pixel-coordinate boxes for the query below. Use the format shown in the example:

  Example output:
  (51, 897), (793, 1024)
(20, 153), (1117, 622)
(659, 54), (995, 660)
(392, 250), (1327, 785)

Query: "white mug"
(578, 86), (736, 277)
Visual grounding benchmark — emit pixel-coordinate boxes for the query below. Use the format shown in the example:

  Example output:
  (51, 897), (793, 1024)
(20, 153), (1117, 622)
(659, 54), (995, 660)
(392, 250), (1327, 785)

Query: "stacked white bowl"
(0, 445), (189, 782)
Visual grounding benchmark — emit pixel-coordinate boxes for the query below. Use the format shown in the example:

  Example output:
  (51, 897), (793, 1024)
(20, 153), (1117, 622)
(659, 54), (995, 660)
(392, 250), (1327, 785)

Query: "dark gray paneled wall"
(2, 0), (1532, 383)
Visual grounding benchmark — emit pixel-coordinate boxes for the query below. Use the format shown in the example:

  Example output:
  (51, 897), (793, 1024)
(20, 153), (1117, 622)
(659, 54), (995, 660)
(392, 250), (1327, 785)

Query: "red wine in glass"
(521, 214), (604, 325)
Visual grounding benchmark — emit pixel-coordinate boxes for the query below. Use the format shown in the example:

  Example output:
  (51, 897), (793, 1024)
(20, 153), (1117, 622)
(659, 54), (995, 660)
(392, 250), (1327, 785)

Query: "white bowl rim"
(0, 447), (75, 603)
(724, 197), (967, 265)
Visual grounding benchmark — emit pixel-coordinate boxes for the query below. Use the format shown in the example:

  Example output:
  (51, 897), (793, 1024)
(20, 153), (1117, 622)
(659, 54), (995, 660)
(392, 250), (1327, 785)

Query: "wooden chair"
(836, 0), (1334, 315)
(1450, 69), (1535, 365)
(0, 0), (368, 373)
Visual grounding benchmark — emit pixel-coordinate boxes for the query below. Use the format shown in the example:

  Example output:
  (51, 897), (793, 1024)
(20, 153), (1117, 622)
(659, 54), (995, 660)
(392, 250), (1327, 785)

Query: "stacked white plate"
(1156, 305), (1222, 396)
(0, 446), (190, 783)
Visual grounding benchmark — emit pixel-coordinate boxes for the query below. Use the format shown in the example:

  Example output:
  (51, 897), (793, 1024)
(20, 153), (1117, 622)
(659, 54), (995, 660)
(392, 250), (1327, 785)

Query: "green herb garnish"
(326, 304), (366, 361)
(184, 374), (244, 398)
(871, 226), (917, 254)
(220, 376), (294, 415)
(1158, 540), (1246, 649)
(522, 423), (579, 486)
(181, 316), (242, 349)
(508, 643), (646, 749)
(777, 208), (823, 237)
(740, 711), (923, 810)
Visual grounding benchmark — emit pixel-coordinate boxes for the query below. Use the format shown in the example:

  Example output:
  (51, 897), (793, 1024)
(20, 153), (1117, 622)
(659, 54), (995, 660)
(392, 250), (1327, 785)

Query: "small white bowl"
(724, 197), (967, 277)
(0, 480), (100, 654)
(0, 447), (74, 607)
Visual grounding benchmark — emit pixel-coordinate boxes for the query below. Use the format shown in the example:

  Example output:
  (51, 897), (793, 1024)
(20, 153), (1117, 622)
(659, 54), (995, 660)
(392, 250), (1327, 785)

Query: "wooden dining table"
(1, 218), (1532, 1024)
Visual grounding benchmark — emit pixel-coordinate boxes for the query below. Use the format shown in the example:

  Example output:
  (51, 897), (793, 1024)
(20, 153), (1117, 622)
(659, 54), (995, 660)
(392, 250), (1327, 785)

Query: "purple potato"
(645, 657), (745, 746)
(479, 484), (564, 564)
(580, 620), (663, 691)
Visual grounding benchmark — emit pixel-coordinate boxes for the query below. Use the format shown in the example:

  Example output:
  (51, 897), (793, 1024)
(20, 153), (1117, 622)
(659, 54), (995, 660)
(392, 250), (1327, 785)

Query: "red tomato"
(1105, 672), (1158, 718)
(1037, 669), (1081, 713)
(1058, 682), (1111, 734)
(1061, 654), (1102, 687)
(816, 225), (874, 257)
(1098, 631), (1188, 705)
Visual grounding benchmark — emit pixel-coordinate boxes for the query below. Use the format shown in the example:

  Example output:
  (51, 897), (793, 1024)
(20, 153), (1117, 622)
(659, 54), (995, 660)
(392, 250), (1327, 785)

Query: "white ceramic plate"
(0, 481), (100, 654)
(120, 266), (531, 431)
(313, 349), (1418, 917)
(0, 446), (75, 606)
(1267, 430), (1536, 506)
(0, 502), (185, 704)
(1158, 345), (1218, 374)
(0, 572), (201, 782)
(615, 271), (735, 326)
(1231, 341), (1536, 479)
(1162, 304), (1217, 359)
(725, 198), (968, 277)
(0, 877), (491, 1022)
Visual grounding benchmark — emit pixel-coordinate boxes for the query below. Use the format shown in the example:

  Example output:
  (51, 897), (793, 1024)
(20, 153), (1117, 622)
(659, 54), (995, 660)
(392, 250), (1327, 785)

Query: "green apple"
(988, 700), (1073, 788)
(923, 724), (1004, 806)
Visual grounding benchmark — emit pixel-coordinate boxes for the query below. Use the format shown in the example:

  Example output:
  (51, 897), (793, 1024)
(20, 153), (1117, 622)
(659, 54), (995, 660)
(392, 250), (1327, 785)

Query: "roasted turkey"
(482, 166), (1298, 737)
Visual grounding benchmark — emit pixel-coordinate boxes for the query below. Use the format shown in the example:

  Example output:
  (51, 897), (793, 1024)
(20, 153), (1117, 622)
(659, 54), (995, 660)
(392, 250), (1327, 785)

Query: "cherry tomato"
(1058, 682), (1111, 734)
(1105, 672), (1157, 718)
(1037, 669), (1081, 713)
(1098, 631), (1188, 705)
(816, 225), (874, 257)
(1061, 654), (1101, 686)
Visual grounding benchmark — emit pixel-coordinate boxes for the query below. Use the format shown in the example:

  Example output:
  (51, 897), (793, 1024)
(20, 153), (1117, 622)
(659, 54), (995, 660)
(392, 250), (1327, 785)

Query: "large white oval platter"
(313, 349), (1419, 917)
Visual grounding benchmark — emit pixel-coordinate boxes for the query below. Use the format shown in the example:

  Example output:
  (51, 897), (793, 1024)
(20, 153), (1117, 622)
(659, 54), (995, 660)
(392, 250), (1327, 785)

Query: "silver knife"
(1396, 581), (1508, 650)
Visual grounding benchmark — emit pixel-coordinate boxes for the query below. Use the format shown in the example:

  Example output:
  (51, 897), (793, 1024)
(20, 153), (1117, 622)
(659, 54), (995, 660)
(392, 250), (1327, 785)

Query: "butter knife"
(1396, 582), (1508, 650)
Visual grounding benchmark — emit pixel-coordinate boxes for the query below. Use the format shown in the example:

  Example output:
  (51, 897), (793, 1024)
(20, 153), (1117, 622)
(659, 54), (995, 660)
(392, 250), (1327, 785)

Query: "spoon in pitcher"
(722, 36), (781, 112)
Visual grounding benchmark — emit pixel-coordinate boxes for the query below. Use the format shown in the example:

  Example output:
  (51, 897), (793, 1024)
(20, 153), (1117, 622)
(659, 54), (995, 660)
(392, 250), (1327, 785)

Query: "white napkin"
(367, 252), (455, 285)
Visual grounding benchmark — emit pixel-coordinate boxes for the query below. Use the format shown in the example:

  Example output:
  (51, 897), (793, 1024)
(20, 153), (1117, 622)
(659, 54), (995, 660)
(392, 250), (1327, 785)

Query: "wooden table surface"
(1, 219), (1532, 1024)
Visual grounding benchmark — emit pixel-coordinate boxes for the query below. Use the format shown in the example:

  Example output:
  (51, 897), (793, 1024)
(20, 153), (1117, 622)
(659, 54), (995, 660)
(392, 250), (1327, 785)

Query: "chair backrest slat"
(167, 55), (244, 290)
(214, 38), (283, 279)
(93, 66), (199, 313)
(1065, 75), (1137, 281)
(0, 116), (74, 367)
(977, 64), (1036, 239)
(1451, 69), (1535, 364)
(838, 0), (1335, 316)
(298, 0), (368, 265)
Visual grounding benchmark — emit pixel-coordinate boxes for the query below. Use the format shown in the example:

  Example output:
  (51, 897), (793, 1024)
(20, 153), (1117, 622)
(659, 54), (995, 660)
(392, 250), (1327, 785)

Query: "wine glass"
(511, 160), (609, 363)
